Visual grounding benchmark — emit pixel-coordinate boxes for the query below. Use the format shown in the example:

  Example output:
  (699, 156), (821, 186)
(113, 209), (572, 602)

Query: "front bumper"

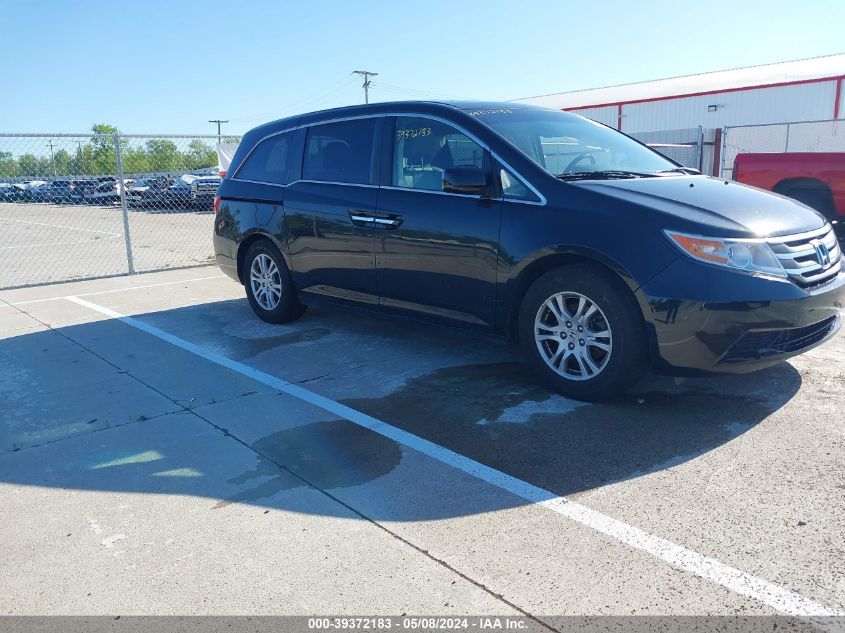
(638, 258), (845, 375)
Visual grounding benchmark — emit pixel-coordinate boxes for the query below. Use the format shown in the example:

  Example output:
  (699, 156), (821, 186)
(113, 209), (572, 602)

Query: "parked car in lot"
(28, 181), (50, 202)
(123, 174), (218, 210)
(214, 101), (844, 400)
(84, 178), (133, 205)
(42, 178), (94, 203)
(190, 175), (222, 209)
(46, 179), (76, 203)
(733, 152), (845, 223)
(0, 183), (25, 202)
(70, 179), (100, 202)
(126, 177), (173, 208)
(125, 179), (149, 207)
(164, 176), (193, 208)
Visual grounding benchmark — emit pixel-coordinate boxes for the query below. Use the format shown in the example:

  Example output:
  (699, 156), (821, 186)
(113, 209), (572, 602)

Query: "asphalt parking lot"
(0, 203), (214, 288)
(1, 268), (843, 620)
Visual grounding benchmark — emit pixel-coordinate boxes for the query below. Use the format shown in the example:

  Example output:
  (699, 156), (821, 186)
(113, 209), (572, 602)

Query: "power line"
(282, 79), (358, 114)
(369, 81), (464, 102)
(228, 74), (359, 123)
(353, 70), (378, 104)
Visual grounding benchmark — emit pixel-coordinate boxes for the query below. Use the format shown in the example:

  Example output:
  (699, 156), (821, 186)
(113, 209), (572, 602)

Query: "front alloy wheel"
(518, 264), (648, 401)
(535, 292), (612, 381)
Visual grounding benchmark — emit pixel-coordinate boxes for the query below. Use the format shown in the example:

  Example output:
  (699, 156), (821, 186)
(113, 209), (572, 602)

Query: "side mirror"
(443, 165), (492, 197)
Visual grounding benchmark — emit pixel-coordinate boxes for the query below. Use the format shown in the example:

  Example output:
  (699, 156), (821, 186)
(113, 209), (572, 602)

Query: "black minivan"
(213, 101), (843, 400)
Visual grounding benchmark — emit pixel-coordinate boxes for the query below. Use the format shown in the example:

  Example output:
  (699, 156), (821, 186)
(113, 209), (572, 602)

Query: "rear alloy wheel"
(519, 265), (648, 401)
(250, 253), (282, 311)
(243, 240), (306, 324)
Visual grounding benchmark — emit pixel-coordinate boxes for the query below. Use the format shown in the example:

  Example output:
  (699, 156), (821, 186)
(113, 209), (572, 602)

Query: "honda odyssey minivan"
(213, 101), (844, 400)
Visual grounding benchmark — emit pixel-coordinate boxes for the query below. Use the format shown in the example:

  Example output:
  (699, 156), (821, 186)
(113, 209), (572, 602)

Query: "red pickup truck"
(733, 152), (845, 222)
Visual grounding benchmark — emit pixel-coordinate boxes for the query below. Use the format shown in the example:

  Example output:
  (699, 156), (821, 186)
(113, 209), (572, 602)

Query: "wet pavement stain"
(342, 361), (801, 497)
(212, 326), (332, 361)
(214, 419), (402, 509)
(233, 327), (331, 356)
(145, 302), (332, 361)
(215, 325), (332, 361)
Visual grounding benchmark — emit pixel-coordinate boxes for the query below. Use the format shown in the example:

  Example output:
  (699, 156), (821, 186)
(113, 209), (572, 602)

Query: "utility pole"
(208, 119), (228, 145)
(75, 140), (84, 175)
(353, 70), (378, 104)
(47, 141), (57, 177)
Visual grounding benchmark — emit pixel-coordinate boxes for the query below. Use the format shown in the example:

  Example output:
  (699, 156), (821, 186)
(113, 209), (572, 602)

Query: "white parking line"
(0, 216), (122, 237)
(0, 237), (121, 251)
(7, 275), (225, 306)
(61, 294), (842, 617)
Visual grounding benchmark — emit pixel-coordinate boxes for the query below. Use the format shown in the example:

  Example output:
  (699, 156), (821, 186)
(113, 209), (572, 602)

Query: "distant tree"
(186, 139), (216, 169)
(53, 149), (72, 175)
(88, 123), (120, 174)
(0, 123), (243, 181)
(145, 139), (182, 171)
(71, 143), (92, 175)
(18, 154), (43, 177)
(122, 146), (151, 175)
(0, 151), (18, 178)
(91, 123), (118, 134)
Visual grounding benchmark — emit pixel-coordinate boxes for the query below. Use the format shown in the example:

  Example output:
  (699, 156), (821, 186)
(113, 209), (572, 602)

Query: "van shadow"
(0, 298), (803, 520)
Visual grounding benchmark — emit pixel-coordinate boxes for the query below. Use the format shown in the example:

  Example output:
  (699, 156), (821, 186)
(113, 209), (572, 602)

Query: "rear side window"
(303, 119), (376, 185)
(392, 116), (483, 191)
(237, 131), (294, 185)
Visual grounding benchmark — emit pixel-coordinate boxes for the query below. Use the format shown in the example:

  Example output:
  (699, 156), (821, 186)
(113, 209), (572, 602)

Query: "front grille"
(720, 315), (838, 363)
(767, 225), (842, 288)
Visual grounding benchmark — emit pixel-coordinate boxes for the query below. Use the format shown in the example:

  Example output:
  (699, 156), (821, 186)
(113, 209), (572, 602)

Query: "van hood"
(572, 175), (827, 238)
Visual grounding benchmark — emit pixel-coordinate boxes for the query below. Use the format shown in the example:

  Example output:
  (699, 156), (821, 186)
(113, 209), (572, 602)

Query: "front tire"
(518, 264), (648, 401)
(243, 240), (306, 324)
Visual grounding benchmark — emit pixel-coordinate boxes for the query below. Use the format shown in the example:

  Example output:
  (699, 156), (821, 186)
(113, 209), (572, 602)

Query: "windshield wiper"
(555, 170), (657, 181)
(657, 167), (701, 175)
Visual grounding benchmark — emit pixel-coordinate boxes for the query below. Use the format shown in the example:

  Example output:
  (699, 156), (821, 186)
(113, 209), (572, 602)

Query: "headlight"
(665, 230), (787, 278)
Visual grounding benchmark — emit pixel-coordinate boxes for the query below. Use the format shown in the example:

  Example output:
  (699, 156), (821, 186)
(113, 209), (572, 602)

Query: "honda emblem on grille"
(811, 239), (831, 268)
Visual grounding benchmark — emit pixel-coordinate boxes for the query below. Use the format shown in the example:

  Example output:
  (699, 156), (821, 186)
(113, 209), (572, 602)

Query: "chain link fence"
(7, 121), (835, 288)
(0, 133), (241, 288)
(630, 126), (718, 175)
(720, 118), (845, 179)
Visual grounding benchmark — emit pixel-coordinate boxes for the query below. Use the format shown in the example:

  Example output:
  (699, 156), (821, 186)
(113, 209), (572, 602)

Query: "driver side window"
(392, 117), (483, 191)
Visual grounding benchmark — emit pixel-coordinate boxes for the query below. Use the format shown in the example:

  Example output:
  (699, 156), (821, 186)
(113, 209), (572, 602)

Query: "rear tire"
(518, 264), (648, 401)
(243, 240), (306, 324)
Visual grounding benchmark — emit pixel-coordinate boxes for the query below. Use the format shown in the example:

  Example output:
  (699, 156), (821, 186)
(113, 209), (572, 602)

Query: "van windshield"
(467, 107), (679, 179)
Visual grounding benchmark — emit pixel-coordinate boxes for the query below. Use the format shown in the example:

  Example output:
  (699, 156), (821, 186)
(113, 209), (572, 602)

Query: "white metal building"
(515, 54), (845, 175)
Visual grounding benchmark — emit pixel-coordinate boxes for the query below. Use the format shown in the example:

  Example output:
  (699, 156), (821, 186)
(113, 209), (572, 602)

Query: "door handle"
(373, 216), (403, 228)
(349, 212), (375, 225)
(349, 209), (375, 228)
(348, 209), (404, 230)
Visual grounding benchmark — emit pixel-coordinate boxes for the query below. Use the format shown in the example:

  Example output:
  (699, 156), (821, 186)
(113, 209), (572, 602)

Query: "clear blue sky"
(2, 0), (844, 135)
